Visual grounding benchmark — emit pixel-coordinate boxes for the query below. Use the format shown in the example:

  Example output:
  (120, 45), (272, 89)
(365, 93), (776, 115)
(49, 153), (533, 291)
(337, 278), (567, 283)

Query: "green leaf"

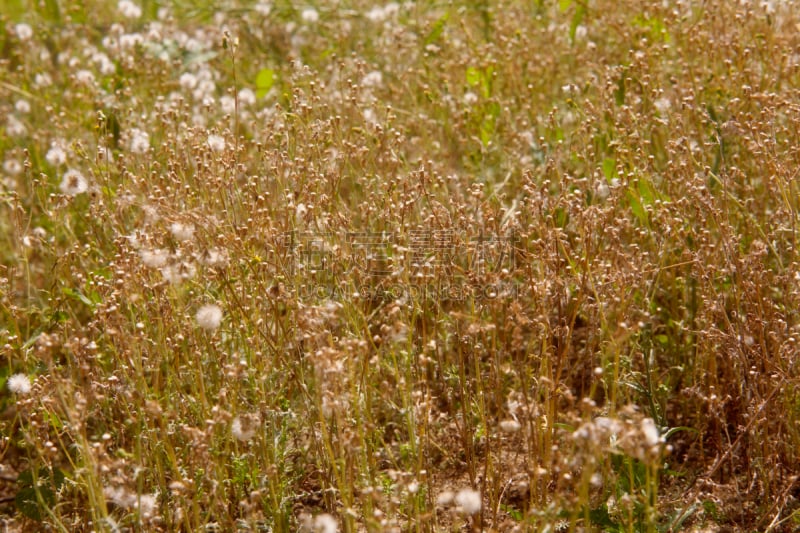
(569, 4), (586, 42)
(668, 502), (701, 531)
(14, 467), (63, 521)
(614, 76), (625, 105)
(553, 206), (569, 228)
(424, 11), (449, 45)
(466, 66), (481, 87)
(17, 469), (34, 487)
(480, 118), (494, 145)
(62, 287), (96, 309)
(482, 66), (493, 98)
(621, 378), (647, 394)
(602, 157), (616, 182)
(627, 187), (648, 226)
(637, 177), (655, 206)
(15, 487), (45, 521)
(589, 504), (620, 530)
(633, 15), (671, 43)
(255, 68), (275, 99)
(42, 0), (61, 22)
(663, 426), (699, 440)
(479, 101), (501, 145)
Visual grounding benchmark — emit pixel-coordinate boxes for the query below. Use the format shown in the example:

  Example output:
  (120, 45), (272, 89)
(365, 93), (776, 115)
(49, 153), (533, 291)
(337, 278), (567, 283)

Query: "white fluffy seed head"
(499, 419), (521, 433)
(46, 145), (67, 166)
(436, 490), (454, 506)
(195, 304), (223, 331)
(207, 134), (226, 152)
(139, 248), (169, 268)
(231, 413), (260, 442)
(8, 373), (32, 395)
(129, 128), (150, 154)
(59, 169), (88, 195)
(454, 488), (481, 515)
(313, 513), (338, 533)
(641, 417), (661, 447)
(170, 222), (195, 242)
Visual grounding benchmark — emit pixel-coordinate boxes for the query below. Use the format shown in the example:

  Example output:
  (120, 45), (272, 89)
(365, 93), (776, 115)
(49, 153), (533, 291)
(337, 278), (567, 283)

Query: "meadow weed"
(2, 0), (800, 531)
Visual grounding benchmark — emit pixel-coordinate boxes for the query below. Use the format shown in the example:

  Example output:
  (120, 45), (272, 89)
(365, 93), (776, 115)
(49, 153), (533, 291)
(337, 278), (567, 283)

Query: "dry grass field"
(2, 0), (800, 531)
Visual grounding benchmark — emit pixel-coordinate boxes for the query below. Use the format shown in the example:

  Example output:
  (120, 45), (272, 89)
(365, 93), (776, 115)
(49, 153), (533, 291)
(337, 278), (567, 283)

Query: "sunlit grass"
(2, 0), (800, 531)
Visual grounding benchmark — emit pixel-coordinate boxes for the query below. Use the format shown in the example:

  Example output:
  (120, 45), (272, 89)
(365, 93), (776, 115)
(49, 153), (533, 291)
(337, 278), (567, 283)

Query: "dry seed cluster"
(2, 0), (800, 531)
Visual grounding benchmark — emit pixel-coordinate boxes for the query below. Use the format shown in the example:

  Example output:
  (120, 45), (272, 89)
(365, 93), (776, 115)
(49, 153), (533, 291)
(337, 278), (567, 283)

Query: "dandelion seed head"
(33, 73), (52, 88)
(238, 88), (256, 106)
(60, 169), (89, 195)
(3, 159), (22, 176)
(207, 134), (226, 152)
(139, 248), (169, 268)
(436, 490), (454, 506)
(220, 95), (236, 115)
(196, 304), (223, 331)
(499, 419), (521, 433)
(198, 247), (229, 267)
(170, 222), (195, 242)
(137, 494), (157, 519)
(179, 72), (198, 90)
(8, 373), (32, 395)
(15, 23), (33, 41)
(454, 487), (481, 515)
(366, 4), (400, 23)
(129, 128), (150, 154)
(301, 8), (319, 23)
(46, 144), (68, 167)
(118, 0), (142, 19)
(362, 71), (383, 88)
(231, 413), (260, 441)
(654, 97), (671, 114)
(313, 513), (338, 533)
(75, 70), (96, 86)
(254, 1), (271, 15)
(161, 261), (196, 284)
(15, 100), (30, 114)
(595, 181), (610, 200)
(641, 417), (661, 447)
(363, 108), (377, 125)
(6, 115), (27, 138)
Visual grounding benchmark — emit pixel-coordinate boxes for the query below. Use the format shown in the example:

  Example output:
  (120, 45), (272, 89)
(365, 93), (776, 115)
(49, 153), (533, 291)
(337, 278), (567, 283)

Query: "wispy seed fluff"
(8, 373), (32, 395)
(129, 128), (150, 154)
(170, 222), (195, 242)
(139, 248), (170, 268)
(641, 417), (661, 447)
(196, 304), (223, 331)
(207, 134), (225, 152)
(499, 419), (521, 433)
(231, 413), (260, 442)
(301, 8), (319, 23)
(46, 143), (67, 166)
(14, 23), (33, 41)
(436, 490), (455, 506)
(59, 169), (89, 196)
(454, 488), (482, 515)
(117, 0), (142, 19)
(313, 514), (338, 533)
